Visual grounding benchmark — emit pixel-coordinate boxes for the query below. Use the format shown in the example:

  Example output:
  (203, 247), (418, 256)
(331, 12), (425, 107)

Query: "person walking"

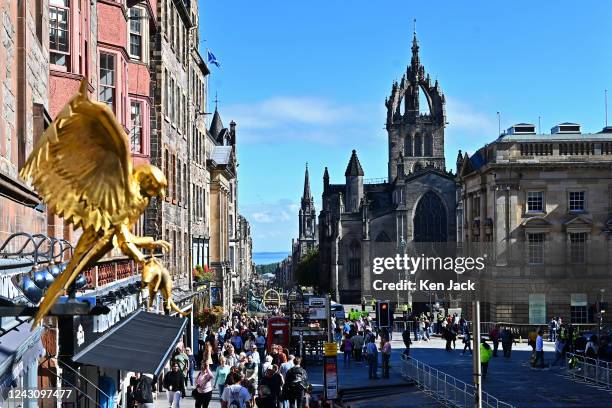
(462, 330), (472, 355)
(381, 336), (392, 379)
(220, 372), (251, 408)
(186, 348), (197, 388)
(480, 340), (493, 379)
(284, 357), (309, 408)
(402, 326), (412, 357)
(214, 356), (231, 398)
(534, 329), (545, 368)
(551, 336), (565, 368)
(499, 327), (511, 358)
(193, 363), (213, 408)
(163, 363), (186, 408)
(489, 325), (500, 357)
(132, 373), (156, 408)
(342, 334), (353, 367)
(365, 338), (379, 379)
(352, 331), (364, 362)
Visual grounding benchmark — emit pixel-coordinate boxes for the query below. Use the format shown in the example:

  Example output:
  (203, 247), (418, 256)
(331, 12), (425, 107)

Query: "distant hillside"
(256, 262), (279, 276)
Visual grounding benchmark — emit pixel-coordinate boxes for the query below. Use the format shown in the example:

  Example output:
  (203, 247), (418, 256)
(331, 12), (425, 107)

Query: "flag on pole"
(207, 50), (221, 68)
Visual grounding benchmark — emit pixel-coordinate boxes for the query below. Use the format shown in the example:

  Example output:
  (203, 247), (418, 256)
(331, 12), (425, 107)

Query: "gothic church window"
(413, 191), (447, 242)
(404, 136), (413, 156)
(348, 240), (361, 279)
(424, 134), (433, 156)
(414, 134), (422, 156)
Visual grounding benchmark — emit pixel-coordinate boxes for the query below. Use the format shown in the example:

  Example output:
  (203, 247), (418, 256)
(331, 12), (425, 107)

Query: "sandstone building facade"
(458, 122), (612, 325)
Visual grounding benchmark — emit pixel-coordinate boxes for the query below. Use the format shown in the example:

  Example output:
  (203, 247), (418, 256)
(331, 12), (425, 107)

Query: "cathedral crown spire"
(411, 19), (419, 68)
(302, 163), (312, 200)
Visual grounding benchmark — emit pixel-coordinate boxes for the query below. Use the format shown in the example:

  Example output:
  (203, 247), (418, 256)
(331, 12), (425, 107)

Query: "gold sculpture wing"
(19, 79), (136, 232)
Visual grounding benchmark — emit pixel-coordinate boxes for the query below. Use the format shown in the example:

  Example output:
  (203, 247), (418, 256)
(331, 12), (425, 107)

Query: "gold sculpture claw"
(19, 79), (180, 327)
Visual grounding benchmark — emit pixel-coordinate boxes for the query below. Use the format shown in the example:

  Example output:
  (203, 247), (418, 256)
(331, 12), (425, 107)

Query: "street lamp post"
(599, 289), (605, 347)
(398, 236), (407, 313)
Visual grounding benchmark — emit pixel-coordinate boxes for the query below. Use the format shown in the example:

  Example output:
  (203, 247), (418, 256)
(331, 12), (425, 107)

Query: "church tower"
(298, 164), (317, 255)
(385, 27), (446, 181)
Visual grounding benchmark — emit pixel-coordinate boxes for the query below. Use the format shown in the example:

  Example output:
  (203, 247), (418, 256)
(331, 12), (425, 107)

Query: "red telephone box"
(266, 317), (290, 352)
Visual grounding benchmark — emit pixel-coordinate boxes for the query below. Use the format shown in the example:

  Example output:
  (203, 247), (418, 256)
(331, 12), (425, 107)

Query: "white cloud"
(241, 199), (299, 251)
(222, 96), (381, 144)
(445, 96), (498, 137)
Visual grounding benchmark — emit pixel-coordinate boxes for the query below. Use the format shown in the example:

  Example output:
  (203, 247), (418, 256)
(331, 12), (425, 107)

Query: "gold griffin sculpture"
(20, 79), (187, 327)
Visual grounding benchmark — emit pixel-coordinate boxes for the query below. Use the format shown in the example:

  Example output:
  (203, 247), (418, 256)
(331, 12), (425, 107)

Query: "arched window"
(414, 191), (447, 242)
(404, 136), (413, 156)
(348, 240), (361, 279)
(424, 134), (433, 156)
(414, 134), (422, 156)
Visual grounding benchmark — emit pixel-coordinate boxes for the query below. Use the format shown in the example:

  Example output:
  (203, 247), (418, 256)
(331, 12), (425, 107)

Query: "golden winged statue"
(20, 79), (185, 327)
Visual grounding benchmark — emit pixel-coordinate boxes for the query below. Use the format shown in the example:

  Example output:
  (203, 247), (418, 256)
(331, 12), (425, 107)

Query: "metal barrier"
(393, 320), (415, 333)
(565, 352), (612, 389)
(400, 355), (516, 408)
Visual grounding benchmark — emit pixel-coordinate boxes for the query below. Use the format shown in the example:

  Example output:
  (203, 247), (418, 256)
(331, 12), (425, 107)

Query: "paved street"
(409, 336), (612, 408)
(150, 334), (612, 408)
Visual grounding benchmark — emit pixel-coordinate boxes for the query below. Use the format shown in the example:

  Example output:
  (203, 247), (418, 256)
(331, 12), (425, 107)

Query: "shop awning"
(73, 310), (187, 375)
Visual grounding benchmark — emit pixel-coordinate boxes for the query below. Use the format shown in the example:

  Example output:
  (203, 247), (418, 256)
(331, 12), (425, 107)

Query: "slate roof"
(211, 146), (232, 165)
(209, 109), (224, 139)
(345, 150), (364, 177)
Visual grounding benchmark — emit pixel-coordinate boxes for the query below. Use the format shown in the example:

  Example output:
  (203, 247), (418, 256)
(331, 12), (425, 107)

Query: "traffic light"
(376, 301), (391, 327)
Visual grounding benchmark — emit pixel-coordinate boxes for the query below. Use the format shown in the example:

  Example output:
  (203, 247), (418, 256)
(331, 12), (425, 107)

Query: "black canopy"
(73, 310), (187, 375)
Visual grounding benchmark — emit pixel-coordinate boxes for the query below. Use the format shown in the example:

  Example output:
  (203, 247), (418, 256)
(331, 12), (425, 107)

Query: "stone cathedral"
(318, 32), (456, 305)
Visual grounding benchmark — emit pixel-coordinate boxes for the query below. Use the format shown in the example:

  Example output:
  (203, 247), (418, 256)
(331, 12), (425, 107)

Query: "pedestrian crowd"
(126, 304), (317, 408)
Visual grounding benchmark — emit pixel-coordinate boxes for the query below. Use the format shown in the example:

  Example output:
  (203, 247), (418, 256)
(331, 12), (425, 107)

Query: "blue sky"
(200, 0), (612, 254)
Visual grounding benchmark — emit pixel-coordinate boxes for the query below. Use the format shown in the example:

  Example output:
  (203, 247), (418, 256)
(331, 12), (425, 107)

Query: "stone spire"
(209, 108), (224, 139)
(302, 163), (312, 202)
(323, 166), (330, 192)
(345, 150), (365, 177)
(411, 19), (420, 70)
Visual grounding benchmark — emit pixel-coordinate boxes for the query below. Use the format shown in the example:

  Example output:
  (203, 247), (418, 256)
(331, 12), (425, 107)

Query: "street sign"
(324, 342), (337, 356)
(323, 355), (338, 400)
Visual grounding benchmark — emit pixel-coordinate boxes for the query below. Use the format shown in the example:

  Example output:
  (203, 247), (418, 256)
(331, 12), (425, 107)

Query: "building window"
(130, 101), (143, 153)
(99, 53), (115, 111)
(424, 134), (433, 156)
(49, 0), (70, 69)
(528, 293), (546, 325)
(404, 136), (413, 157)
(471, 195), (480, 219)
(527, 232), (545, 265)
(527, 191), (544, 213)
(129, 8), (143, 60)
(169, 77), (175, 122)
(348, 240), (361, 279)
(569, 232), (587, 264)
(414, 134), (422, 156)
(569, 191), (585, 212)
(570, 293), (588, 324)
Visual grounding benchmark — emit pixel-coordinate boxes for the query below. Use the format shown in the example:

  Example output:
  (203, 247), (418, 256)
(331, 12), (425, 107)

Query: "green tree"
(294, 248), (319, 286)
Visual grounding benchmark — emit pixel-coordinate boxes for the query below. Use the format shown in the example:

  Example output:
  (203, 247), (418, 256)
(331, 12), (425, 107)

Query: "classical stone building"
(458, 122), (612, 325)
(147, 0), (193, 288)
(318, 33), (456, 305)
(207, 108), (239, 311)
(187, 4), (211, 272)
(237, 215), (254, 293)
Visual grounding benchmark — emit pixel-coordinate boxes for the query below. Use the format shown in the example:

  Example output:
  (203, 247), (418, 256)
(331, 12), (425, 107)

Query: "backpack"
(133, 377), (152, 403)
(229, 386), (242, 408)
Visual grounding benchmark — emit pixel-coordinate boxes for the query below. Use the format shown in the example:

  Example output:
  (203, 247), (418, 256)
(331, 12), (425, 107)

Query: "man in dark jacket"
(284, 357), (309, 408)
(402, 327), (412, 356)
(132, 373), (156, 407)
(163, 363), (186, 407)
